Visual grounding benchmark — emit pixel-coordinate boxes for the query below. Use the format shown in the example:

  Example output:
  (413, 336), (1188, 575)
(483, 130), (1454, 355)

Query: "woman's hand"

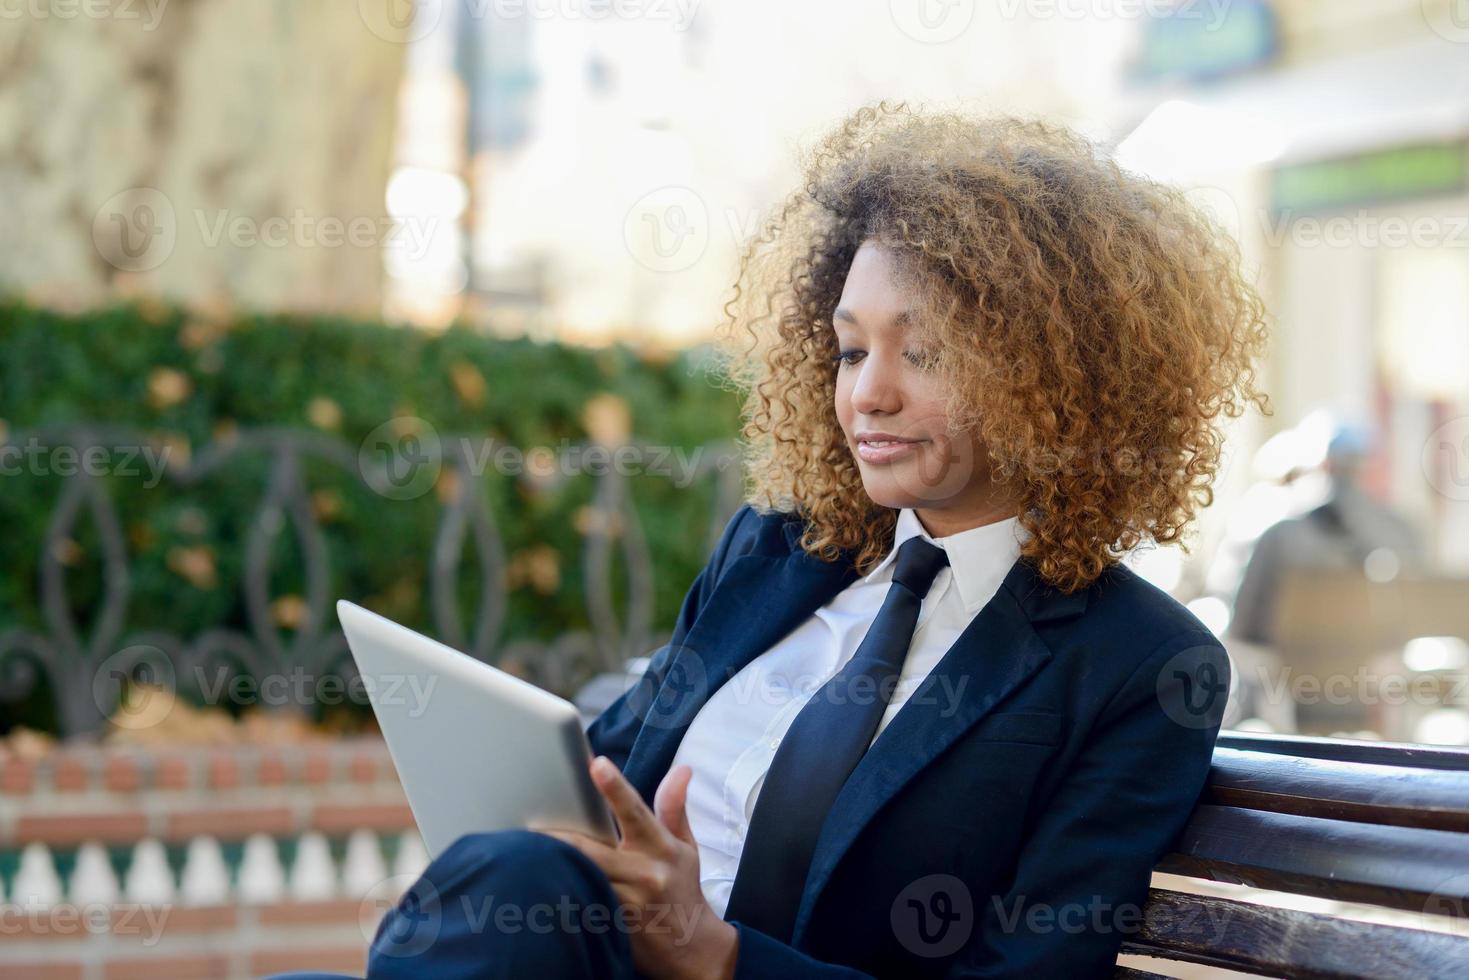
(534, 757), (739, 980)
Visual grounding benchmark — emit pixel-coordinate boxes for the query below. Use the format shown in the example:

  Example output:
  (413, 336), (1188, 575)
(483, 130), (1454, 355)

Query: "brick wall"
(0, 738), (419, 980)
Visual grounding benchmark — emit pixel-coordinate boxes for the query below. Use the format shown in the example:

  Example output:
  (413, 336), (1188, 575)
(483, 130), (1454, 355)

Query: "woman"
(367, 102), (1268, 979)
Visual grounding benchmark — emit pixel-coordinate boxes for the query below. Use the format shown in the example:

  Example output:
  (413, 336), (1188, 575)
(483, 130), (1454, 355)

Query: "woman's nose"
(850, 355), (903, 415)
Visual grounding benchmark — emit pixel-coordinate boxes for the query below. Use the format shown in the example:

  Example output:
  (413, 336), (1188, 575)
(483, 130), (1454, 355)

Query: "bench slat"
(1207, 748), (1469, 832)
(1217, 731), (1469, 772)
(1111, 966), (1174, 979)
(1122, 888), (1469, 979)
(1159, 805), (1469, 915)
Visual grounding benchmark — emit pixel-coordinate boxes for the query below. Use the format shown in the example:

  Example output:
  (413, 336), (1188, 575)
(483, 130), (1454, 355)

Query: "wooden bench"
(1117, 730), (1469, 978)
(575, 677), (1469, 977)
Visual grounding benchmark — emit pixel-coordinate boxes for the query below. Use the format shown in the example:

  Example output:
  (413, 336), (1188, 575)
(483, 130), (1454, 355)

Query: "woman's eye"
(831, 349), (865, 366)
(905, 350), (939, 369)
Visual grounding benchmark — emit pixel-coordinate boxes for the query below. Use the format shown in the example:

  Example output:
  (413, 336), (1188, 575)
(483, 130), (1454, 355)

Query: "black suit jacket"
(586, 505), (1230, 979)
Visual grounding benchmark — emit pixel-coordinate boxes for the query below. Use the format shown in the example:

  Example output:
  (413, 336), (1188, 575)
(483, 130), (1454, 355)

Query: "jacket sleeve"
(585, 503), (754, 771)
(954, 629), (1229, 978)
(728, 630), (1228, 980)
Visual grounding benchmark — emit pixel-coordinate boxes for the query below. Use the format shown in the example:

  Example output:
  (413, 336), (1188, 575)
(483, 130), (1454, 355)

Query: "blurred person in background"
(1232, 423), (1426, 646)
(1226, 423), (1427, 733)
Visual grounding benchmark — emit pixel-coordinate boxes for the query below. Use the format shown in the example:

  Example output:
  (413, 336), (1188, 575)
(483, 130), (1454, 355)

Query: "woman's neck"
(913, 503), (1016, 539)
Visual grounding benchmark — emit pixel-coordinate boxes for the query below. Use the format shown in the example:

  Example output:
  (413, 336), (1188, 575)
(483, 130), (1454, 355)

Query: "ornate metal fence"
(0, 425), (744, 737)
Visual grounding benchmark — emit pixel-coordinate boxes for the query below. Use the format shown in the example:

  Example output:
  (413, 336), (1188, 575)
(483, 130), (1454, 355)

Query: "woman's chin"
(859, 461), (970, 511)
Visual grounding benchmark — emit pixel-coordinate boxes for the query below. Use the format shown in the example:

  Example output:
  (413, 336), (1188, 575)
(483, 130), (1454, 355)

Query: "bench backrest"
(1119, 731), (1469, 978)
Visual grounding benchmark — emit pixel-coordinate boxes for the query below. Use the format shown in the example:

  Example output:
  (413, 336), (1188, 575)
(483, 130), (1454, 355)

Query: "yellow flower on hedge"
(573, 505), (624, 537)
(307, 396), (342, 431)
(435, 466), (462, 504)
(179, 319), (226, 352)
(582, 393), (631, 447)
(509, 546), (561, 594)
(312, 489), (342, 521)
(148, 367), (193, 409)
(167, 545), (217, 589)
(450, 361), (488, 408)
(271, 595), (309, 630)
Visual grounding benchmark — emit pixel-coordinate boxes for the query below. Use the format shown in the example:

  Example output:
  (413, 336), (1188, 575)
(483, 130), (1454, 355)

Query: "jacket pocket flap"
(968, 710), (1064, 746)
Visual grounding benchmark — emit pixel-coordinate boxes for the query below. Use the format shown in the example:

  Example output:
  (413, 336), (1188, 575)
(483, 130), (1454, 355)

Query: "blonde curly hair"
(716, 102), (1271, 593)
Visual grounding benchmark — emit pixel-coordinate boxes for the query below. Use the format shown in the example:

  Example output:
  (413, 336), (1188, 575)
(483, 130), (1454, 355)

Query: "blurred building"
(0, 2), (406, 317)
(1110, 0), (1469, 584)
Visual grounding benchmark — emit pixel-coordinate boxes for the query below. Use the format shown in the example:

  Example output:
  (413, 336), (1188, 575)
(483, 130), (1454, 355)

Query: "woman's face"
(832, 241), (1011, 534)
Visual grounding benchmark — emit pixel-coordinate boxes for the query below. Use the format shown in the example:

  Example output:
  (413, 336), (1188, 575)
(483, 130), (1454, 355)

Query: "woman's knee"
(436, 829), (607, 896)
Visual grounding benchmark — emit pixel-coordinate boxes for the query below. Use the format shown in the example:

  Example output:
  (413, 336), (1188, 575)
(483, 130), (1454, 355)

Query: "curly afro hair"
(716, 101), (1271, 593)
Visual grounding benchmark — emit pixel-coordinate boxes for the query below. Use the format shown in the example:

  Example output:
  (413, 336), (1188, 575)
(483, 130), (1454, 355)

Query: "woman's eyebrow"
(832, 307), (914, 326)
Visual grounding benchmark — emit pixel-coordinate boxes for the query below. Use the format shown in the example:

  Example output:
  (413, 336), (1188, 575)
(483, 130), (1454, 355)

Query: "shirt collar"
(865, 508), (1028, 615)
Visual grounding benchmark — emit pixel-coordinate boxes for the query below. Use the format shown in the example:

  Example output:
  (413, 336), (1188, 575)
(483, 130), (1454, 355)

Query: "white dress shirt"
(669, 508), (1029, 918)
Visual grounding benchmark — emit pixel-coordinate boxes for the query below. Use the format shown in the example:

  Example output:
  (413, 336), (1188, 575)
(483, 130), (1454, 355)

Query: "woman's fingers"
(654, 764), (696, 845)
(535, 828), (642, 882)
(590, 755), (667, 850)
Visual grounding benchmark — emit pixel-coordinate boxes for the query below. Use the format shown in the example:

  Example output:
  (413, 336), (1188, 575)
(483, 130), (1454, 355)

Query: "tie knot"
(891, 537), (949, 598)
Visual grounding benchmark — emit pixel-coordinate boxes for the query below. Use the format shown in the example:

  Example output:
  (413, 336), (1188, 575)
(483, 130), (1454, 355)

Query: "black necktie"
(724, 536), (951, 941)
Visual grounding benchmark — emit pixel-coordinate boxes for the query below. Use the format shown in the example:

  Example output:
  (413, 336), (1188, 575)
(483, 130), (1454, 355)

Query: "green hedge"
(0, 300), (743, 732)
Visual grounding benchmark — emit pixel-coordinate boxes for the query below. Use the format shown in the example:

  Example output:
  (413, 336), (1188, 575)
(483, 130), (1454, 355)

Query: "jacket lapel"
(789, 558), (1086, 946)
(621, 524), (860, 800)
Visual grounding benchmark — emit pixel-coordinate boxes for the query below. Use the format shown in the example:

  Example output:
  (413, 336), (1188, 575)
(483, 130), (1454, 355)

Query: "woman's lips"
(856, 437), (926, 464)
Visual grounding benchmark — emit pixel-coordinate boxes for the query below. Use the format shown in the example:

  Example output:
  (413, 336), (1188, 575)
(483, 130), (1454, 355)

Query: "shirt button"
(769, 738), (780, 750)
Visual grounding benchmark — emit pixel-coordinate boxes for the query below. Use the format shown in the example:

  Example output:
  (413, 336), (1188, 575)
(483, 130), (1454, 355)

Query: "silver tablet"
(337, 600), (618, 857)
